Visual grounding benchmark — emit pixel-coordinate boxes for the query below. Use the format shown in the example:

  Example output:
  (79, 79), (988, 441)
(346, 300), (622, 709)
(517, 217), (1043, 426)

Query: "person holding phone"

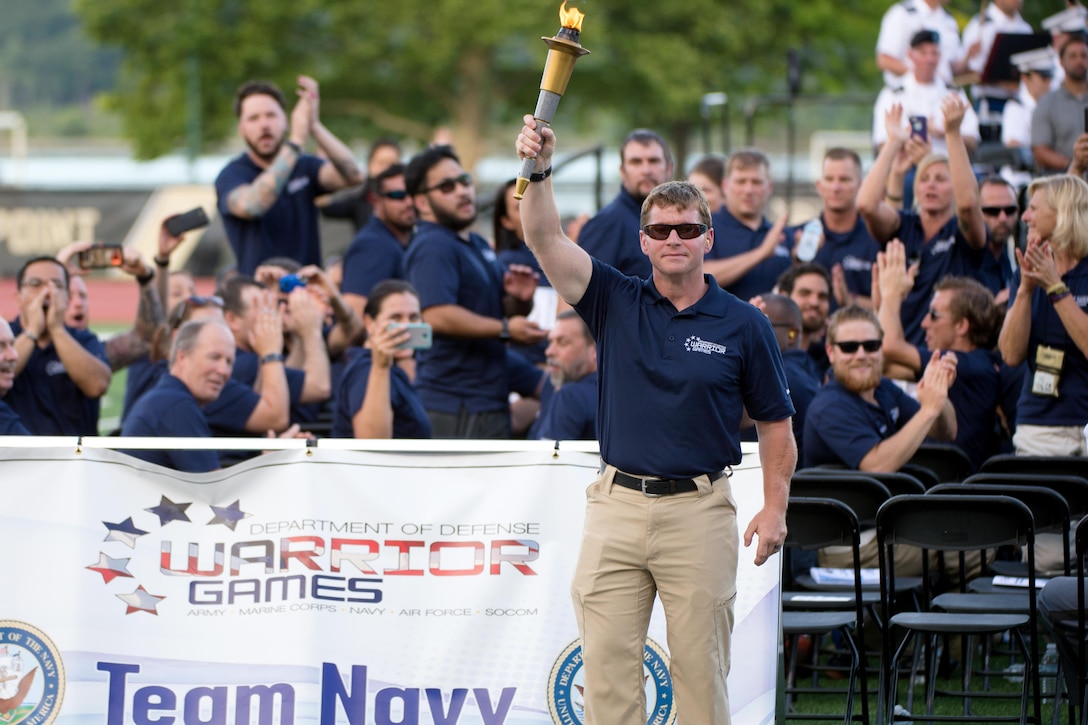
(215, 76), (364, 276)
(872, 30), (981, 158)
(331, 280), (431, 439)
(859, 96), (989, 347)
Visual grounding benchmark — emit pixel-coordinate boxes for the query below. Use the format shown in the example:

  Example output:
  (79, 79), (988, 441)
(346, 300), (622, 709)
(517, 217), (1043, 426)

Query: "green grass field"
(92, 324), (128, 435)
(788, 639), (1067, 723)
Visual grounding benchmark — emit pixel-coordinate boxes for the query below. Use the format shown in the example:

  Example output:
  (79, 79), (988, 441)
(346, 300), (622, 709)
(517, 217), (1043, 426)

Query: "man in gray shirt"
(1032, 33), (1088, 173)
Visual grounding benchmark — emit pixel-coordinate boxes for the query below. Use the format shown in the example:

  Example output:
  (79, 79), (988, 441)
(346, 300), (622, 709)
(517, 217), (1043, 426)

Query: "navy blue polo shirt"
(499, 244), (551, 288)
(215, 152), (328, 276)
(781, 349), (822, 452)
(507, 348), (546, 398)
(121, 374), (219, 472)
(122, 355), (159, 423)
(803, 378), (921, 469)
(1009, 258), (1088, 427)
(0, 400), (29, 435)
(229, 349), (307, 427)
(331, 349), (431, 439)
(811, 213), (880, 309)
(341, 215), (408, 298)
(708, 207), (793, 301)
(529, 371), (598, 441)
(404, 221), (509, 414)
(574, 258), (794, 478)
(894, 211), (986, 346)
(977, 247), (1015, 299)
(918, 345), (1000, 471)
(577, 188), (651, 279)
(124, 358), (261, 433)
(7, 319), (108, 435)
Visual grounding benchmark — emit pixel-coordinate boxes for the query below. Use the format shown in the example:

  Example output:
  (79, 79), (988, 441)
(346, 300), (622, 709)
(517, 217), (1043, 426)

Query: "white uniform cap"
(1042, 5), (1088, 33)
(1011, 47), (1056, 74)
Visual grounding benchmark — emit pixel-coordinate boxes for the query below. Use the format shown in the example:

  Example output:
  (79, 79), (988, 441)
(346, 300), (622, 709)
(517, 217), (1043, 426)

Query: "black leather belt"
(611, 470), (727, 496)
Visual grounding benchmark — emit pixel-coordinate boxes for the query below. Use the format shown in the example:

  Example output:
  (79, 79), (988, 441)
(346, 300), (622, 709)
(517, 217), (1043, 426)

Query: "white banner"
(0, 443), (780, 725)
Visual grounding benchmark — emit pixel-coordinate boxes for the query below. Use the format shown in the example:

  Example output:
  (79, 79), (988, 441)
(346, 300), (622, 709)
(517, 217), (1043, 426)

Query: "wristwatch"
(260, 353), (285, 365)
(499, 318), (511, 341)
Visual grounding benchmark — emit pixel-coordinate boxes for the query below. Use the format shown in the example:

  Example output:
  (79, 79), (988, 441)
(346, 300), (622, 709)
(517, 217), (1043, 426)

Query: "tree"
(75, 0), (887, 165)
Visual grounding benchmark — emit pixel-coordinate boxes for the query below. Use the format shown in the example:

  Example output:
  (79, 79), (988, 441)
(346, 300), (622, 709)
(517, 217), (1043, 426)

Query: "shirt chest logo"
(684, 336), (727, 356)
(287, 177), (310, 195)
(929, 236), (955, 256)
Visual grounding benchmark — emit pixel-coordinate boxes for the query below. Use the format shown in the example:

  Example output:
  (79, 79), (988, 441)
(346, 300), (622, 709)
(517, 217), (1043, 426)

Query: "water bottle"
(796, 219), (822, 262)
(1041, 642), (1059, 699)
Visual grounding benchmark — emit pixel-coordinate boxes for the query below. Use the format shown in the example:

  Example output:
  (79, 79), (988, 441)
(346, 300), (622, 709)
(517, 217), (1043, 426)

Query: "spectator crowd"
(1, 1), (1087, 485)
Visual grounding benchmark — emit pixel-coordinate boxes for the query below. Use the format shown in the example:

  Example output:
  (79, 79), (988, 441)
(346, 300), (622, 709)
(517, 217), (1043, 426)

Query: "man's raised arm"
(516, 115), (593, 307)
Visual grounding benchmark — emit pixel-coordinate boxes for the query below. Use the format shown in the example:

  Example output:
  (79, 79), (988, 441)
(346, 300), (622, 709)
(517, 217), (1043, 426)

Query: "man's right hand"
(876, 239), (915, 303)
(507, 316), (547, 345)
(22, 286), (50, 338)
(249, 291), (285, 358)
(516, 114), (555, 173)
(917, 350), (957, 411)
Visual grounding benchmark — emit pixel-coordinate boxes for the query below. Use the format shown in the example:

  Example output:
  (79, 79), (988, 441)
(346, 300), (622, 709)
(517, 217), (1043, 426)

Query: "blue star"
(103, 518), (148, 549)
(207, 500), (251, 531)
(145, 496), (192, 527)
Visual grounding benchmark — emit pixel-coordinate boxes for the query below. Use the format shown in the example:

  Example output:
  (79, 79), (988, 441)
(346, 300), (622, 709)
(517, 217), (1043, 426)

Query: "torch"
(513, 1), (590, 200)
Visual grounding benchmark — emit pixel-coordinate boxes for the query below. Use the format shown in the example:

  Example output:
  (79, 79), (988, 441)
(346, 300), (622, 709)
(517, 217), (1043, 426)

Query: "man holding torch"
(516, 117), (795, 723)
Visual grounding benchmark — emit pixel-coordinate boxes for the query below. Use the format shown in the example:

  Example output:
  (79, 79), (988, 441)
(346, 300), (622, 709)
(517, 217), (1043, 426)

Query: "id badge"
(1031, 345), (1064, 397)
(1031, 369), (1059, 397)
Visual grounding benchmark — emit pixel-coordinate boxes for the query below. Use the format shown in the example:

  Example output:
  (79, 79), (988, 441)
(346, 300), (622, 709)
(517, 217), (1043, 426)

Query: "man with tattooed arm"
(216, 76), (364, 276)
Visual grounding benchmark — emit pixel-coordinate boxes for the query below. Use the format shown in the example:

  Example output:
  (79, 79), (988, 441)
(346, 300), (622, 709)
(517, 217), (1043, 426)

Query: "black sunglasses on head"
(170, 294), (224, 329)
(834, 339), (882, 354)
(642, 223), (708, 240)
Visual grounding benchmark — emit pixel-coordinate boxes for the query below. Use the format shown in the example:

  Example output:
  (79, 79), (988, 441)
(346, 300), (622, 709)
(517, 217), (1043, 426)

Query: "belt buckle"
(640, 477), (665, 497)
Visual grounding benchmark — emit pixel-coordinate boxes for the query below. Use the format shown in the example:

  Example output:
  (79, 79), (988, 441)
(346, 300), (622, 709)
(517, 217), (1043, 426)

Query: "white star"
(116, 586), (166, 615)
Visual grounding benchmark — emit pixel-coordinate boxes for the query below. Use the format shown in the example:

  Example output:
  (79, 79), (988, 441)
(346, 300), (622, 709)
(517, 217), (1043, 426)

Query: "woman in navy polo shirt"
(331, 280), (431, 439)
(859, 97), (988, 347)
(999, 174), (1088, 456)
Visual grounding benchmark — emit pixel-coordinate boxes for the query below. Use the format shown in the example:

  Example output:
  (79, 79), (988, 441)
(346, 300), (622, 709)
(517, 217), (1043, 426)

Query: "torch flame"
(559, 0), (585, 32)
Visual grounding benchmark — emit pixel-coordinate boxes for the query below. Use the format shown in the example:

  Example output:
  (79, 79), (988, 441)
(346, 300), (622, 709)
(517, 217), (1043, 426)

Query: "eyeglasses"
(169, 294), (224, 329)
(981, 205), (1018, 217)
(641, 223), (708, 240)
(833, 339), (882, 354)
(421, 173), (473, 194)
(380, 190), (409, 200)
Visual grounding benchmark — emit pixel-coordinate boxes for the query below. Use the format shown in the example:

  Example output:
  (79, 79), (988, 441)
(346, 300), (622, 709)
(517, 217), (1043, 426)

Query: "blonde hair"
(911, 153), (950, 211)
(1026, 174), (1088, 260)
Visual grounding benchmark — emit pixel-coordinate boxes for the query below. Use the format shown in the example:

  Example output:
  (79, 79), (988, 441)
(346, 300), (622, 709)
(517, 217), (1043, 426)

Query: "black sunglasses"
(380, 190), (409, 200)
(169, 294), (224, 329)
(834, 339), (882, 354)
(981, 205), (1018, 217)
(421, 173), (473, 194)
(642, 223), (708, 240)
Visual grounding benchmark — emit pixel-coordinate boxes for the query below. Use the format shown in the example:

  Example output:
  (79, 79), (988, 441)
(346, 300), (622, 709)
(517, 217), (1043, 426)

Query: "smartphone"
(164, 207), (210, 237)
(908, 115), (928, 143)
(389, 322), (433, 350)
(78, 244), (124, 270)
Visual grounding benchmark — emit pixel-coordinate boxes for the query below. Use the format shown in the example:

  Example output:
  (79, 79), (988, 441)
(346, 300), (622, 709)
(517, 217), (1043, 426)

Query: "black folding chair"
(782, 497), (870, 725)
(909, 442), (975, 483)
(876, 494), (1041, 724)
(929, 483), (1071, 703)
(980, 455), (1088, 481)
